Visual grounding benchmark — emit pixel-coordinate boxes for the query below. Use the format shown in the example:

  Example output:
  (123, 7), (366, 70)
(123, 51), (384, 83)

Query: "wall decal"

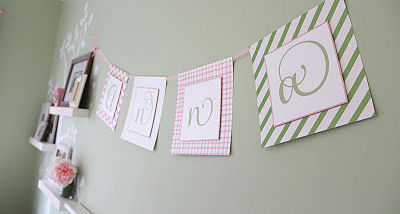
(59, 1), (94, 83)
(97, 64), (129, 131)
(56, 120), (78, 144)
(265, 22), (347, 127)
(249, 0), (375, 148)
(121, 76), (167, 151)
(171, 57), (233, 156)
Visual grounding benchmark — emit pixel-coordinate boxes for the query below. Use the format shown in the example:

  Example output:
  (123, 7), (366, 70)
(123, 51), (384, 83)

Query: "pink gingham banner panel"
(171, 57), (234, 156)
(96, 64), (129, 131)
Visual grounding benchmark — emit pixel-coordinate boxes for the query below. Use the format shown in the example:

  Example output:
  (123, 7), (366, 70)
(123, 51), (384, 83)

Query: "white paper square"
(100, 75), (122, 118)
(127, 87), (159, 137)
(180, 77), (221, 141)
(265, 22), (348, 127)
(121, 77), (166, 151)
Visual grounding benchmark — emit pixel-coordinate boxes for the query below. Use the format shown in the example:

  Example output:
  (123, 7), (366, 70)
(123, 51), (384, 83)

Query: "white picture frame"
(69, 74), (88, 108)
(54, 144), (72, 160)
(121, 76), (167, 151)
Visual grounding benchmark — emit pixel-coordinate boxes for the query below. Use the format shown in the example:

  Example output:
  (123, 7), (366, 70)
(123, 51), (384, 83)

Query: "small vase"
(60, 178), (75, 199)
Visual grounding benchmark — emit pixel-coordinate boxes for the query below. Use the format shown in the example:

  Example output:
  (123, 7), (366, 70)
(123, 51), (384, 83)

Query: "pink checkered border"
(96, 64), (129, 131)
(171, 57), (233, 156)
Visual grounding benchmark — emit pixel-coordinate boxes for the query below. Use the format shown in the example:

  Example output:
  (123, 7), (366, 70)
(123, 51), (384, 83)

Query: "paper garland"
(249, 0), (375, 148)
(97, 64), (129, 131)
(171, 57), (234, 155)
(90, 0), (376, 154)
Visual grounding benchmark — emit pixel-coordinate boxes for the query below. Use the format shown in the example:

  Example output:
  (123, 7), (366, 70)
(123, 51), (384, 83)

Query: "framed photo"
(62, 52), (94, 107)
(34, 121), (48, 141)
(45, 115), (59, 144)
(34, 103), (51, 141)
(69, 74), (88, 108)
(54, 144), (72, 160)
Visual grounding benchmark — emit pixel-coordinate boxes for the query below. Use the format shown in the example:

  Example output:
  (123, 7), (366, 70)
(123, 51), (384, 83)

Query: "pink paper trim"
(171, 57), (233, 156)
(96, 64), (129, 131)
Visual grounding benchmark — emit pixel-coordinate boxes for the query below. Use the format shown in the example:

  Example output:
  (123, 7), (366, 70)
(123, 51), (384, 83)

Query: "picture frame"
(34, 121), (48, 141)
(54, 144), (72, 160)
(45, 115), (59, 144)
(62, 52), (94, 108)
(34, 103), (51, 141)
(69, 74), (88, 108)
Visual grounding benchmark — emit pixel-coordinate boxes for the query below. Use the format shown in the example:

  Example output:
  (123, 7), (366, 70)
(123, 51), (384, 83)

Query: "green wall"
(13, 0), (400, 213)
(0, 0), (61, 213)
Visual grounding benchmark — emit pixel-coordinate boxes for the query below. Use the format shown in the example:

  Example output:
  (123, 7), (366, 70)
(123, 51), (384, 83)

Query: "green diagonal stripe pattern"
(333, 8), (348, 39)
(261, 126), (275, 148)
(250, 0), (375, 148)
(328, 70), (366, 129)
(343, 48), (360, 80)
(277, 22), (292, 47)
(291, 117), (308, 140)
(308, 2), (325, 30)
(337, 27), (354, 59)
(256, 72), (268, 95)
(260, 108), (272, 131)
(254, 31), (277, 79)
(257, 90), (270, 113)
(325, 0), (340, 21)
(349, 91), (372, 123)
(251, 39), (263, 63)
(308, 111), (328, 135)
(274, 123), (291, 145)
(292, 12), (307, 39)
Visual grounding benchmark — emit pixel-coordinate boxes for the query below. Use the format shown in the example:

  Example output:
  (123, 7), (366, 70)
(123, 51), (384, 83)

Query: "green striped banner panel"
(248, 0), (375, 148)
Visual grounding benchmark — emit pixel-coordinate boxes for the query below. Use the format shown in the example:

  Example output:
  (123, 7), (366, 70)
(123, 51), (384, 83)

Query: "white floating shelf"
(38, 180), (67, 210)
(29, 137), (56, 152)
(49, 106), (89, 118)
(64, 201), (92, 214)
(38, 180), (91, 214)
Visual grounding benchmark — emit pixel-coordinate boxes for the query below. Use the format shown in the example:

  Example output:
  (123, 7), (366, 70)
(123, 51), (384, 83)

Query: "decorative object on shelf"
(47, 157), (77, 199)
(265, 22), (348, 127)
(34, 103), (51, 141)
(62, 52), (94, 108)
(97, 64), (129, 131)
(249, 0), (375, 148)
(55, 144), (72, 160)
(46, 115), (59, 144)
(32, 103), (59, 148)
(121, 76), (167, 151)
(171, 57), (233, 156)
(53, 88), (65, 107)
(34, 121), (48, 142)
(69, 74), (88, 108)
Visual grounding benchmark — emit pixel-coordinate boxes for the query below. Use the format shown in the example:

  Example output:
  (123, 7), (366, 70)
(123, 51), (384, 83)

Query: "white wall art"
(121, 76), (167, 151)
(180, 77), (222, 141)
(264, 22), (348, 127)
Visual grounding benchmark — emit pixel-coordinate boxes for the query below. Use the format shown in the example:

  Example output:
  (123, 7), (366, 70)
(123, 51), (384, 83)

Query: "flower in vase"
(48, 158), (77, 188)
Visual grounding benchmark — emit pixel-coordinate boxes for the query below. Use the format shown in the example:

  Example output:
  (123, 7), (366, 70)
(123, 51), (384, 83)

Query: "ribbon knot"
(92, 36), (99, 56)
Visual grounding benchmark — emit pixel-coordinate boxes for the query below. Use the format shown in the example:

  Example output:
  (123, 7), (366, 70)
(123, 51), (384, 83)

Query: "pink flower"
(48, 158), (77, 187)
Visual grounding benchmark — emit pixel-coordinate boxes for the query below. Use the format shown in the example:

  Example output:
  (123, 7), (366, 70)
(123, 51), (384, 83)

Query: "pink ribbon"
(90, 38), (250, 82)
(232, 49), (250, 61)
(92, 36), (111, 65)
